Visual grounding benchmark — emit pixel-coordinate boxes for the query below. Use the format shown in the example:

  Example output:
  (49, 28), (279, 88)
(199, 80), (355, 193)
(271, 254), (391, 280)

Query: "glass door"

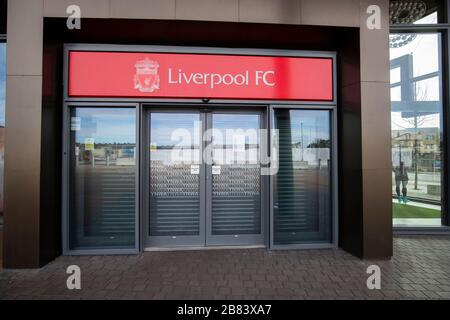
(146, 110), (205, 247)
(145, 108), (265, 248)
(206, 111), (264, 246)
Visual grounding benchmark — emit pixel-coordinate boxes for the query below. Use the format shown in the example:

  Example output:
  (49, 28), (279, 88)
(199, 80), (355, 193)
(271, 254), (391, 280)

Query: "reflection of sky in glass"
(390, 32), (441, 130)
(288, 110), (330, 147)
(213, 114), (260, 146)
(0, 43), (6, 127)
(213, 114), (259, 131)
(390, 33), (439, 78)
(391, 87), (401, 102)
(390, 67), (400, 84)
(414, 11), (438, 24)
(75, 108), (135, 144)
(151, 113), (200, 147)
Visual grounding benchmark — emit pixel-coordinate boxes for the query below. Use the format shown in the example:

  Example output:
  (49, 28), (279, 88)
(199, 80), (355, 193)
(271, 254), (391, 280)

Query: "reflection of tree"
(413, 86), (434, 190)
(307, 139), (330, 148)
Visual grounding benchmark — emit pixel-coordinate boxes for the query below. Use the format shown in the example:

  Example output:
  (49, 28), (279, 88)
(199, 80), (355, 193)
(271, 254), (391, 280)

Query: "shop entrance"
(63, 45), (337, 254)
(144, 107), (266, 248)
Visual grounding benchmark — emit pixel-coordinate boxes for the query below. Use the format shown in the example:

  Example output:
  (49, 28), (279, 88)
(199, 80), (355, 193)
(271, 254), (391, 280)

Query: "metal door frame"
(143, 107), (207, 248)
(62, 102), (140, 255)
(205, 109), (266, 246)
(142, 105), (268, 248)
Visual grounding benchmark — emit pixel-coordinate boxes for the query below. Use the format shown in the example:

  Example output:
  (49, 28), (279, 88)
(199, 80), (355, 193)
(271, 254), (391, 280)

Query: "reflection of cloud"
(390, 34), (442, 132)
(0, 44), (5, 76)
(0, 98), (4, 125)
(287, 111), (330, 146)
(77, 122), (135, 144)
(0, 81), (4, 100)
(152, 127), (197, 146)
(75, 109), (136, 144)
(151, 114), (200, 146)
(391, 112), (440, 130)
(390, 33), (439, 78)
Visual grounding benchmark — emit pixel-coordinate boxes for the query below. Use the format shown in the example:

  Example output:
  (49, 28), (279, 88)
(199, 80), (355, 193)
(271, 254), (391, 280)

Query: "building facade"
(2, 0), (394, 268)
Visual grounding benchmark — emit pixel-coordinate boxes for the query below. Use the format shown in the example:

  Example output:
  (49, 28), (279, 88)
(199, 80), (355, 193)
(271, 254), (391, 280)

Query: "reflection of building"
(392, 127), (441, 171)
(77, 143), (136, 167)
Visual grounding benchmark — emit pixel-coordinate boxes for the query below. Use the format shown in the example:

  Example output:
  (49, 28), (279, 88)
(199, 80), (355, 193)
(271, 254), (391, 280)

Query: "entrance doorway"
(144, 107), (265, 248)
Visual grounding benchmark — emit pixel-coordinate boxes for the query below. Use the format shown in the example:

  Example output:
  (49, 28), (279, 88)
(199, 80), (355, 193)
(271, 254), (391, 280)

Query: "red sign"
(68, 51), (333, 101)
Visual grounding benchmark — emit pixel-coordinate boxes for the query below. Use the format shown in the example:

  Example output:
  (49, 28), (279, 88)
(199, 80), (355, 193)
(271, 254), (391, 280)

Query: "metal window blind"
(212, 165), (261, 235)
(149, 163), (200, 236)
(81, 166), (136, 236)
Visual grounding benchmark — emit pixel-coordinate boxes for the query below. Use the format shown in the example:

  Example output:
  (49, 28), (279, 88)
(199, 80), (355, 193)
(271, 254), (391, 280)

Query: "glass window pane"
(390, 0), (444, 25)
(391, 67), (401, 84)
(391, 86), (402, 101)
(69, 107), (137, 250)
(273, 109), (332, 245)
(211, 114), (261, 236)
(0, 42), (5, 224)
(149, 112), (201, 237)
(390, 32), (443, 227)
(390, 33), (440, 78)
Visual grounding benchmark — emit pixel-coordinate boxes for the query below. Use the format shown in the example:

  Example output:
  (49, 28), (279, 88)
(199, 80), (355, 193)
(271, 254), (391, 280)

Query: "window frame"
(62, 102), (141, 255)
(0, 30), (6, 224)
(390, 0), (449, 228)
(269, 105), (338, 250)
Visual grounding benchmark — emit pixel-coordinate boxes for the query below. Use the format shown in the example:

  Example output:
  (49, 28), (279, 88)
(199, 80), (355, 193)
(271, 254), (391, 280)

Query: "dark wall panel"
(336, 30), (364, 257)
(0, 0), (6, 35)
(40, 39), (64, 265)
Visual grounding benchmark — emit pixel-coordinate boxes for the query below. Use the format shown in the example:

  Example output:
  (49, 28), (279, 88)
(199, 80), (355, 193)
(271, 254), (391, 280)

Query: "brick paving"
(1, 235), (450, 300)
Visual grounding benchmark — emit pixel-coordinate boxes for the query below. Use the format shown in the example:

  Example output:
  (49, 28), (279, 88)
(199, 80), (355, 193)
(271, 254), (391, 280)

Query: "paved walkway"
(1, 235), (450, 300)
